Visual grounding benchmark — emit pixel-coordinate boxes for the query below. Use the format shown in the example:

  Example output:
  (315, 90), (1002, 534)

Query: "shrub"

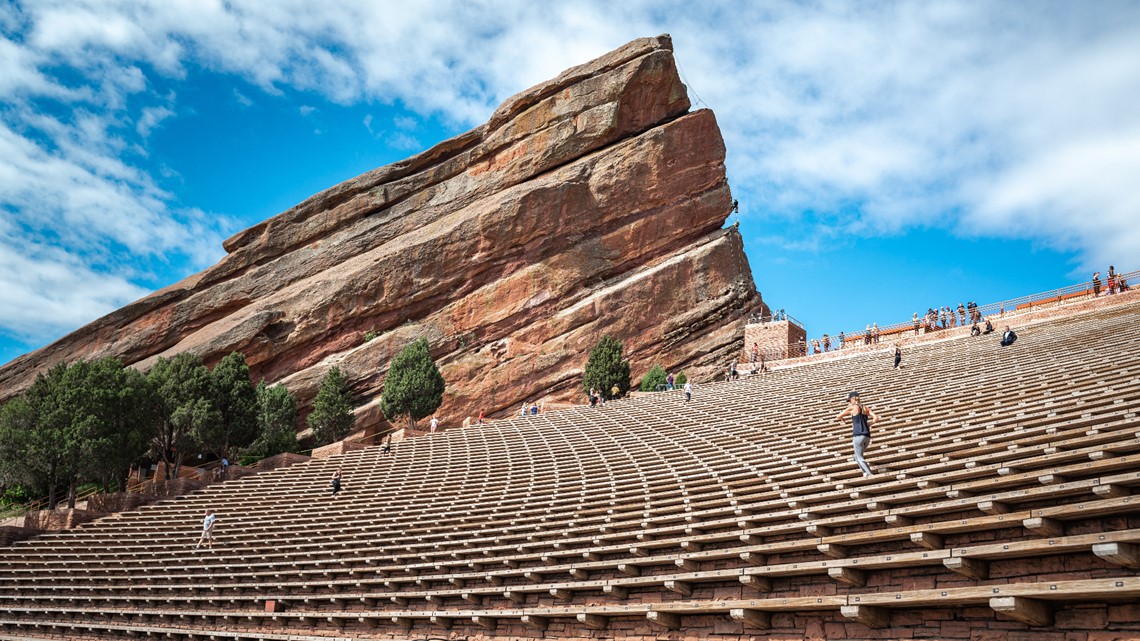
(639, 364), (668, 391)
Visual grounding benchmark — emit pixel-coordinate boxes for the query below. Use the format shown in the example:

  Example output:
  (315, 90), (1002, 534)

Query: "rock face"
(0, 35), (766, 429)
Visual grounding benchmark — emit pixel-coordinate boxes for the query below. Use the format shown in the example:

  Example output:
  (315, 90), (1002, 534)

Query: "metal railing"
(797, 268), (1137, 356)
(746, 310), (805, 331)
(0, 484), (104, 522)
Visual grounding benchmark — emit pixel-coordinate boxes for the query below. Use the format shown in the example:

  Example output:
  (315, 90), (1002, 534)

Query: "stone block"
(745, 319), (808, 361)
(1107, 603), (1140, 623)
(1087, 632), (1140, 641)
(1054, 607), (1108, 630)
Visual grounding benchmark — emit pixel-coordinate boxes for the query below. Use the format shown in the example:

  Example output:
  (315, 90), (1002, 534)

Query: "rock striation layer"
(0, 35), (766, 430)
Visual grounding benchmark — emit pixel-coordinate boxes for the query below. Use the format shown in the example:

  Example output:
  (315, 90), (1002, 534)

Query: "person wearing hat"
(836, 391), (880, 477)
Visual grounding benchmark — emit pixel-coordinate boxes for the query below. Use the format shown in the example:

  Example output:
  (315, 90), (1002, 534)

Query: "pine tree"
(0, 395), (41, 503)
(148, 353), (217, 480)
(583, 335), (631, 400)
(0, 359), (153, 504)
(197, 352), (259, 461)
(638, 364), (668, 392)
(308, 366), (355, 446)
(381, 338), (446, 429)
(81, 358), (153, 494)
(251, 381), (298, 458)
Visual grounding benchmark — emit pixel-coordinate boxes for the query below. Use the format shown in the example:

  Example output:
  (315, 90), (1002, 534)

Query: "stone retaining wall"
(141, 478), (206, 498)
(23, 508), (105, 531)
(311, 440), (371, 459)
(257, 452), (311, 472)
(0, 525), (38, 545)
(86, 492), (158, 513)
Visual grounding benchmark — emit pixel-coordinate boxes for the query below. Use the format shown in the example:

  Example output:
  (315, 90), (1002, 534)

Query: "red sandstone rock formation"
(0, 35), (765, 429)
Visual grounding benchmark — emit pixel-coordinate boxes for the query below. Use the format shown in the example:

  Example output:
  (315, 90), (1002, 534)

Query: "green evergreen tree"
(0, 396), (37, 501)
(148, 353), (216, 480)
(0, 362), (95, 509)
(638, 364), (668, 392)
(583, 335), (631, 400)
(250, 381), (298, 459)
(78, 358), (153, 495)
(32, 362), (92, 508)
(0, 359), (153, 505)
(198, 352), (259, 461)
(307, 366), (355, 446)
(380, 338), (446, 429)
(675, 371), (688, 387)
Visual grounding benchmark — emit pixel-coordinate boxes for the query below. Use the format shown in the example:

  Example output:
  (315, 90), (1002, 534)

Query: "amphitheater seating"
(1, 298), (1139, 639)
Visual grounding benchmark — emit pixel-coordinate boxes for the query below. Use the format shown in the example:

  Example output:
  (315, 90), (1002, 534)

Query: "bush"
(0, 485), (29, 509)
(675, 371), (688, 386)
(639, 364), (668, 391)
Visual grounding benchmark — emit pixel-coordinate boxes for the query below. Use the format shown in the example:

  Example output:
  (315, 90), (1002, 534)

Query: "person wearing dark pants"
(1000, 326), (1017, 347)
(836, 392), (880, 477)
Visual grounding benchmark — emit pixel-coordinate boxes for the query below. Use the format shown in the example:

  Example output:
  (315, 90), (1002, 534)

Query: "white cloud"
(0, 219), (150, 343)
(0, 119), (222, 262)
(392, 115), (417, 130)
(385, 132), (422, 152)
(135, 105), (173, 138)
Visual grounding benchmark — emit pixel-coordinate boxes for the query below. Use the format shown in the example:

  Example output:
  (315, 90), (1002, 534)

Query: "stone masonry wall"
(23, 508), (105, 531)
(744, 319), (808, 361)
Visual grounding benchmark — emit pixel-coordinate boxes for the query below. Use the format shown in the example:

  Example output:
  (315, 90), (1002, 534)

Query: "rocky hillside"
(0, 35), (765, 430)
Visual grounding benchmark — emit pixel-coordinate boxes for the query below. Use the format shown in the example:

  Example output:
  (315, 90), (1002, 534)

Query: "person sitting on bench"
(1000, 326), (1017, 347)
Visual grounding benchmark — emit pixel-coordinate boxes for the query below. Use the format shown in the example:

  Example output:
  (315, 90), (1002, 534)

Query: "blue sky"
(2, 1), (1139, 367)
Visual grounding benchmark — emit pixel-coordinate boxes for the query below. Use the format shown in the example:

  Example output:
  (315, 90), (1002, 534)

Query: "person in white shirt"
(195, 510), (218, 550)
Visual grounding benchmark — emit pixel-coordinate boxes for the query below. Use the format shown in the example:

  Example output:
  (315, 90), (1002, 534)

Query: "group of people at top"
(914, 301), (981, 335)
(806, 323), (884, 355)
(1092, 265), (1129, 297)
